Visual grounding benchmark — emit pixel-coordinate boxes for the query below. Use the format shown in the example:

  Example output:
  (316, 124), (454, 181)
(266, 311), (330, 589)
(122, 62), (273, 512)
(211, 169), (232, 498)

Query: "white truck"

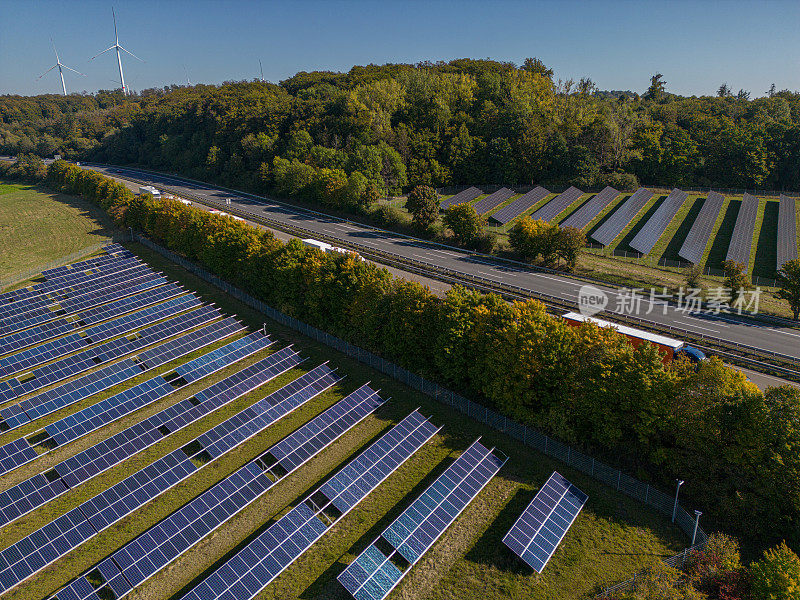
(138, 185), (161, 199)
(302, 238), (365, 261)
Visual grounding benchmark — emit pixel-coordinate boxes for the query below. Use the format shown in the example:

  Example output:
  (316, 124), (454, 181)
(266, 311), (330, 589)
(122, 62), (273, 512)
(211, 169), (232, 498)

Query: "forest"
(2, 58), (800, 211)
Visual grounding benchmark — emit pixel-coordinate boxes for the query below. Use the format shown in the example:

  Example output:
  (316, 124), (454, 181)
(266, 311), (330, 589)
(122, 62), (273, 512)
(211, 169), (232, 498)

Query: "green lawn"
(0, 186), (692, 600)
(0, 181), (115, 281)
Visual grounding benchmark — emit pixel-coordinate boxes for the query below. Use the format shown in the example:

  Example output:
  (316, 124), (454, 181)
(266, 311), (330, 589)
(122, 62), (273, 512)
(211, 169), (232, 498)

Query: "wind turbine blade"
(37, 64), (58, 80)
(90, 45), (116, 60)
(61, 64), (87, 76)
(113, 7), (118, 42)
(118, 45), (144, 62)
(51, 38), (60, 61)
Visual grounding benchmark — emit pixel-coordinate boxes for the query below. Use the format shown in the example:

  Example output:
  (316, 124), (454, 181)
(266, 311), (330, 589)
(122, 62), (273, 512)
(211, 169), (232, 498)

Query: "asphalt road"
(82, 164), (800, 360)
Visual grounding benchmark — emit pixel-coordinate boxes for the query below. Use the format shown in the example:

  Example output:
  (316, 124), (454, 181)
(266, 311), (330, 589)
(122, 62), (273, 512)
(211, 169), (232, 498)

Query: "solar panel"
(777, 195), (798, 270)
(530, 186), (584, 223)
(629, 188), (689, 255)
(502, 471), (587, 572)
(559, 186), (621, 230)
(83, 294), (202, 343)
(181, 409), (440, 600)
(678, 191), (725, 264)
(472, 188), (516, 215)
(590, 187), (653, 246)
(439, 187), (482, 210)
(0, 354), (323, 594)
(15, 257), (145, 301)
(725, 193), (760, 270)
(0, 319), (76, 358)
(0, 347), (301, 531)
(338, 439), (506, 600)
(489, 186), (550, 225)
(0, 266), (158, 323)
(77, 284), (185, 326)
(51, 378), (381, 600)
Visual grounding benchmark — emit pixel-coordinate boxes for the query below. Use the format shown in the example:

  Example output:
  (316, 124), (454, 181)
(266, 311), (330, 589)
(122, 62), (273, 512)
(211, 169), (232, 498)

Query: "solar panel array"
(0, 306), (221, 404)
(472, 188), (516, 215)
(40, 247), (133, 278)
(49, 379), (385, 600)
(339, 439), (506, 600)
(181, 409), (440, 600)
(0, 270), (164, 331)
(439, 187), (482, 210)
(777, 195), (798, 270)
(678, 191), (725, 264)
(0, 357), (328, 594)
(0, 322), (255, 477)
(560, 186), (621, 231)
(629, 188), (689, 255)
(530, 186), (584, 223)
(503, 471), (587, 572)
(0, 319), (77, 357)
(0, 346), (299, 532)
(725, 193), (760, 269)
(77, 284), (184, 326)
(590, 187), (654, 246)
(489, 186), (550, 225)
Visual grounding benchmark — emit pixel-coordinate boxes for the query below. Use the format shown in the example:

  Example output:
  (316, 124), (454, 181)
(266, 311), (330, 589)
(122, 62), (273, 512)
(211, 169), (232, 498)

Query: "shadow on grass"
(705, 199), (740, 271)
(586, 194), (630, 240)
(557, 194), (594, 226)
(659, 196), (705, 263)
(615, 195), (666, 253)
(752, 201), (779, 280)
(32, 183), (119, 241)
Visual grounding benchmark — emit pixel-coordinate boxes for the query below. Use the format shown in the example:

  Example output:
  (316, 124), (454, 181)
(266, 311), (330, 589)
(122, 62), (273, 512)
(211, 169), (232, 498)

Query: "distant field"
(0, 181), (114, 281)
(0, 186), (688, 600)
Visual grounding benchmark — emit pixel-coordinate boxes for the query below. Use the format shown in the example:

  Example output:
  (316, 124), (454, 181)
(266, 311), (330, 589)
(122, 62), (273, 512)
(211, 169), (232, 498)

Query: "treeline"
(15, 159), (798, 556)
(3, 59), (800, 202)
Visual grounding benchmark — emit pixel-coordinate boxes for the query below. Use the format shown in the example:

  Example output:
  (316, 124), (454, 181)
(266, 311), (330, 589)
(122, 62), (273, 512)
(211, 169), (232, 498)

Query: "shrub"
(750, 542), (800, 600)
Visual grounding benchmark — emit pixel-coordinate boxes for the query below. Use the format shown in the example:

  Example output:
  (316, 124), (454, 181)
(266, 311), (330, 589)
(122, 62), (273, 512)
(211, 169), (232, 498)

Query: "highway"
(79, 164), (800, 362)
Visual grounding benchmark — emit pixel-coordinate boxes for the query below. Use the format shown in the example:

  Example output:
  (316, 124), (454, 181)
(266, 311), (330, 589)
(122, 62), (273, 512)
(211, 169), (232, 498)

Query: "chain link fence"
(439, 184), (799, 199)
(0, 240), (113, 292)
(131, 232), (707, 550)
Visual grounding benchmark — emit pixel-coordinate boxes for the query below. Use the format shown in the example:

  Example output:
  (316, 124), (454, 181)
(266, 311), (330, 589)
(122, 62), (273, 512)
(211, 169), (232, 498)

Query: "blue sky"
(1, 0), (798, 97)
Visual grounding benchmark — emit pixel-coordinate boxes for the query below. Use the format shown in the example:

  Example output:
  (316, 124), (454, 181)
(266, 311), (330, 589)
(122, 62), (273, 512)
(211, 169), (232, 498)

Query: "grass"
(610, 193), (666, 253)
(654, 195), (704, 262)
(0, 182), (115, 281)
(752, 199), (779, 279)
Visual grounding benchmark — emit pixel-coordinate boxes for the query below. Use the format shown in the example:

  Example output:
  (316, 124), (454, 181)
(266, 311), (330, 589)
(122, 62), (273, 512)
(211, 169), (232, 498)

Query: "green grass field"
(0, 182), (115, 281)
(0, 187), (689, 600)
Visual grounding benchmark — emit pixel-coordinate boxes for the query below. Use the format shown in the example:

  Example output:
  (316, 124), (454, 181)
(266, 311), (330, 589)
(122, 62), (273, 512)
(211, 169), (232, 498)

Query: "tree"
(521, 57), (554, 80)
(777, 259), (800, 320)
(717, 83), (732, 98)
(721, 260), (749, 301)
(644, 73), (667, 101)
(443, 203), (486, 245)
(685, 264), (703, 289)
(508, 217), (559, 264)
(750, 541), (800, 600)
(405, 185), (440, 230)
(555, 226), (586, 271)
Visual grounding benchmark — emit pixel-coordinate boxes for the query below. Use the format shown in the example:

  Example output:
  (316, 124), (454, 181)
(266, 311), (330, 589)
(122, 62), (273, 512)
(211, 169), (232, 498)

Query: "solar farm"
(0, 236), (688, 600)
(440, 185), (800, 277)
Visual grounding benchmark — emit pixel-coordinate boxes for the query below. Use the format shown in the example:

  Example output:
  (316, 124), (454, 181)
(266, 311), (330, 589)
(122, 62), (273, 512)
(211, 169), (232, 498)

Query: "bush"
(750, 542), (800, 600)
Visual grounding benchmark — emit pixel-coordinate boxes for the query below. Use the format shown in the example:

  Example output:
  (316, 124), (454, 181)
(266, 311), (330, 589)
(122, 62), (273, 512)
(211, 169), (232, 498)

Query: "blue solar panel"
(182, 409), (438, 600)
(590, 188), (653, 246)
(439, 187), (482, 210)
(77, 284), (184, 326)
(83, 294), (202, 343)
(0, 347), (301, 531)
(502, 471), (587, 572)
(0, 319), (76, 357)
(0, 350), (310, 593)
(489, 186), (550, 225)
(678, 191), (725, 264)
(338, 440), (506, 600)
(629, 188), (689, 255)
(530, 186), (585, 223)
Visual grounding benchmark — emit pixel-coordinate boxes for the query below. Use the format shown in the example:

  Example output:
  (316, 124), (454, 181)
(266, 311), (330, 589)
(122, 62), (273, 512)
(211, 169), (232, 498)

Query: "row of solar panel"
(0, 263), (156, 324)
(0, 304), (228, 432)
(0, 255), (144, 307)
(0, 346), (298, 534)
(339, 439), (506, 600)
(39, 246), (133, 278)
(0, 294), (202, 376)
(0, 320), (254, 477)
(50, 377), (382, 600)
(0, 283), (187, 358)
(777, 195), (798, 270)
(0, 305), (221, 405)
(0, 351), (322, 594)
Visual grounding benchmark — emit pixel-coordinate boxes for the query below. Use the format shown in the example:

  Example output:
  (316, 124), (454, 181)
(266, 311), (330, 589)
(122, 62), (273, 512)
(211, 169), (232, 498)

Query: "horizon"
(0, 0), (798, 98)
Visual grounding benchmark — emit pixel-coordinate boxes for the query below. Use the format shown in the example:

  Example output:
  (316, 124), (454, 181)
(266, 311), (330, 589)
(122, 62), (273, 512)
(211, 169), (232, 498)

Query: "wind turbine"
(259, 59), (264, 82)
(38, 39), (85, 96)
(183, 65), (191, 86)
(90, 8), (143, 95)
